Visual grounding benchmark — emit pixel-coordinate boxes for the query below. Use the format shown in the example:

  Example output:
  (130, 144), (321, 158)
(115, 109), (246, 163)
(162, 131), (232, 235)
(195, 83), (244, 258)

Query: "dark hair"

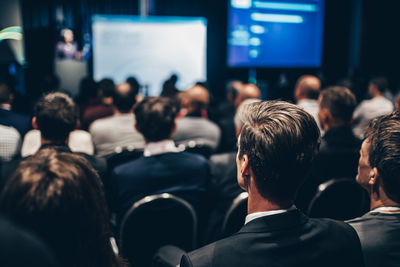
(134, 97), (178, 142)
(126, 76), (140, 96)
(114, 83), (137, 113)
(238, 100), (320, 205)
(0, 148), (124, 267)
(98, 78), (115, 98)
(365, 112), (400, 202)
(369, 76), (388, 93)
(34, 92), (78, 142)
(319, 86), (356, 123)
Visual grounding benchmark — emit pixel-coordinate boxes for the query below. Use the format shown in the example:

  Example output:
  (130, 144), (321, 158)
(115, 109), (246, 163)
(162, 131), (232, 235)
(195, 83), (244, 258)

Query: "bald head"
(113, 82), (136, 113)
(234, 83), (261, 108)
(295, 75), (321, 102)
(182, 84), (210, 113)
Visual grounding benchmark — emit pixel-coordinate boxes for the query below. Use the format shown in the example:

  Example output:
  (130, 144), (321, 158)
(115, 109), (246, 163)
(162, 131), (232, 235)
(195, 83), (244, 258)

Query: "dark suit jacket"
(0, 108), (32, 137)
(296, 127), (362, 211)
(349, 212), (400, 267)
(112, 151), (208, 220)
(181, 209), (364, 267)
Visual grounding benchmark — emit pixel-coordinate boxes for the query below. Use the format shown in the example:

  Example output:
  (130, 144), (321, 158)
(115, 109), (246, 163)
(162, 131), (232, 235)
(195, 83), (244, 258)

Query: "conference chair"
(105, 147), (143, 172)
(307, 178), (370, 220)
(221, 192), (248, 237)
(119, 193), (197, 267)
(177, 140), (214, 158)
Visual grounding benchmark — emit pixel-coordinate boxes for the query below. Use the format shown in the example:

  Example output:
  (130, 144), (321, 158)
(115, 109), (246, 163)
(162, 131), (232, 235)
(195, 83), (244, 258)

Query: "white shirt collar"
(143, 139), (179, 157)
(245, 206), (296, 225)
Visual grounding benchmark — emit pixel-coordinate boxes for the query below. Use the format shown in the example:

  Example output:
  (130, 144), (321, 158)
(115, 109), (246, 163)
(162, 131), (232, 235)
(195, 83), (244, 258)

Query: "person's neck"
(113, 108), (133, 115)
(247, 190), (293, 214)
(41, 138), (67, 146)
(370, 187), (400, 210)
(372, 91), (384, 98)
(323, 121), (348, 132)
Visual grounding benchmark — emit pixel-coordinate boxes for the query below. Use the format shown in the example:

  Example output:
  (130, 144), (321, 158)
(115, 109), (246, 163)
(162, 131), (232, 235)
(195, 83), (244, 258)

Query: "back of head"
(98, 78), (115, 98)
(226, 80), (243, 103)
(126, 76), (140, 96)
(0, 80), (11, 104)
(134, 97), (178, 142)
(369, 76), (388, 94)
(0, 148), (119, 267)
(319, 86), (356, 124)
(235, 83), (260, 108)
(184, 84), (210, 113)
(295, 75), (321, 101)
(114, 82), (136, 113)
(365, 112), (400, 203)
(34, 92), (78, 142)
(238, 100), (320, 205)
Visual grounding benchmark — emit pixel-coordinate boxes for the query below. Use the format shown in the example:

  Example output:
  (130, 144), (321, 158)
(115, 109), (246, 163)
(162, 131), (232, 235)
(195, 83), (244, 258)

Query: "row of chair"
(118, 178), (370, 266)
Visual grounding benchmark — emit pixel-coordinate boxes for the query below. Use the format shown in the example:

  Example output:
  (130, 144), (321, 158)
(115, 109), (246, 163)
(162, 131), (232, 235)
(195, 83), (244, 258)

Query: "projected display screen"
(227, 0), (324, 67)
(92, 15), (207, 96)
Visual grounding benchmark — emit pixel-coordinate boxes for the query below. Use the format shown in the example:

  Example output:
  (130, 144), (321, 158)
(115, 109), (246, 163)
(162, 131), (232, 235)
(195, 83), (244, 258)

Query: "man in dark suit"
(0, 80), (31, 138)
(181, 100), (364, 267)
(1, 92), (106, 190)
(349, 112), (400, 267)
(112, 97), (208, 221)
(296, 86), (362, 211)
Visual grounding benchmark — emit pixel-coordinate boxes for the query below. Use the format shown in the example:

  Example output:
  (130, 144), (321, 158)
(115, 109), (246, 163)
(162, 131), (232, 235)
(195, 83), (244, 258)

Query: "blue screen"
(227, 0), (324, 67)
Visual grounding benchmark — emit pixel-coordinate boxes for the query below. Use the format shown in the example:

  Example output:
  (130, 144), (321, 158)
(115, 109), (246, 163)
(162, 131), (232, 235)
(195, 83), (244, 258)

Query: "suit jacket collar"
(239, 209), (308, 233)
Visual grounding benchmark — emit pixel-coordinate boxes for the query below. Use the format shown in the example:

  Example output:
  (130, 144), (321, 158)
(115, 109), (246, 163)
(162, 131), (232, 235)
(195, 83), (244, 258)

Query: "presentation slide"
(92, 15), (207, 96)
(227, 0), (324, 68)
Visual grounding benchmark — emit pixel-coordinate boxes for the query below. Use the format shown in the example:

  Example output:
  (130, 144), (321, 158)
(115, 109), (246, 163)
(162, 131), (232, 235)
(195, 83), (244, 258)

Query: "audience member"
(0, 80), (32, 137)
(233, 83), (260, 109)
(89, 82), (145, 157)
(213, 80), (244, 152)
(174, 84), (221, 151)
(353, 76), (393, 139)
(296, 86), (362, 211)
(294, 74), (323, 132)
(0, 215), (59, 267)
(75, 77), (99, 125)
(161, 74), (179, 97)
(349, 112), (400, 267)
(0, 148), (125, 267)
(180, 100), (364, 267)
(0, 124), (20, 161)
(81, 78), (115, 130)
(1, 92), (106, 188)
(112, 97), (208, 221)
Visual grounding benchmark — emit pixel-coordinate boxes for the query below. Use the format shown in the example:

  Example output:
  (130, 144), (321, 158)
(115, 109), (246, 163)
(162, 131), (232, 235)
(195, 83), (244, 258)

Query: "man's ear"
(240, 154), (250, 176)
(32, 117), (38, 129)
(369, 167), (379, 185)
(318, 108), (331, 130)
(75, 120), (80, 130)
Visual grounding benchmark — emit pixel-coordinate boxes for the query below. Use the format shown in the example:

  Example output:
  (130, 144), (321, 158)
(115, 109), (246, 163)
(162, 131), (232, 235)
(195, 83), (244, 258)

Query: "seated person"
(1, 92), (106, 191)
(112, 97), (208, 221)
(296, 86), (362, 211)
(349, 112), (400, 267)
(0, 148), (125, 267)
(180, 101), (364, 267)
(173, 84), (221, 152)
(89, 82), (145, 157)
(353, 76), (393, 139)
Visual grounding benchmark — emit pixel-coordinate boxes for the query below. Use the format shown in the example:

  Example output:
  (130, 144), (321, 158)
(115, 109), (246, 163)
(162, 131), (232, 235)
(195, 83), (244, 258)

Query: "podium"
(55, 59), (88, 97)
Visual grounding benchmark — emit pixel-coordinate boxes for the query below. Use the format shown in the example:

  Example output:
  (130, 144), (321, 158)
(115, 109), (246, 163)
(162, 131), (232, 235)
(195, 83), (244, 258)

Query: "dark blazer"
(181, 209), (364, 267)
(349, 212), (400, 267)
(0, 108), (32, 137)
(296, 126), (362, 211)
(112, 151), (208, 220)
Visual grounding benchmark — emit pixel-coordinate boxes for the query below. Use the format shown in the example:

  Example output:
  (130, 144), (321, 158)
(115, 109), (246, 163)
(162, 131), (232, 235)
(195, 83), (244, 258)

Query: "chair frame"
(119, 193), (198, 252)
(221, 192), (248, 234)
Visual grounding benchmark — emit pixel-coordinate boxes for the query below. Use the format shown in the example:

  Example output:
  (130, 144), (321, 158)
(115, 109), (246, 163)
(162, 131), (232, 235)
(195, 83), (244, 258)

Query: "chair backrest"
(308, 178), (370, 220)
(177, 140), (214, 158)
(221, 192), (248, 237)
(119, 193), (197, 267)
(106, 148), (143, 171)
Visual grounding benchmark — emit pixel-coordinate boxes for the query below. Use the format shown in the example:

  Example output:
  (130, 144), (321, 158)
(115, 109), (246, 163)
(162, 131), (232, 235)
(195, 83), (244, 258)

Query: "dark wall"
(20, 0), (397, 103)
